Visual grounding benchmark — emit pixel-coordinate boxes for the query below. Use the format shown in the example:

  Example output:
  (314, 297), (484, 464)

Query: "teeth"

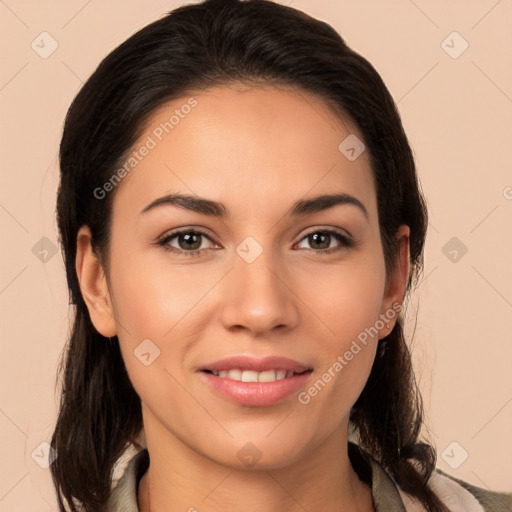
(276, 369), (287, 380)
(208, 369), (299, 382)
(241, 370), (259, 382)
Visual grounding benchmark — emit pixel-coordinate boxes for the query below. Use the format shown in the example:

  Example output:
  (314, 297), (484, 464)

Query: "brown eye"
(296, 229), (352, 254)
(307, 232), (331, 250)
(176, 232), (202, 251)
(157, 229), (217, 256)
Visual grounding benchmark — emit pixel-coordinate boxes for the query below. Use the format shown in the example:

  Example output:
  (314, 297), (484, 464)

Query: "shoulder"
(429, 469), (512, 512)
(394, 464), (512, 512)
(349, 442), (512, 512)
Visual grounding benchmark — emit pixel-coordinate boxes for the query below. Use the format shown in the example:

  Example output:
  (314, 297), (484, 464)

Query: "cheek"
(300, 251), (385, 399)
(106, 250), (224, 408)
(297, 282), (382, 428)
(108, 250), (223, 341)
(307, 253), (386, 345)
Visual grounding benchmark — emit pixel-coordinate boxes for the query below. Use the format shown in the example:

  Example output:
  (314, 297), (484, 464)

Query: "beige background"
(1, 0), (511, 509)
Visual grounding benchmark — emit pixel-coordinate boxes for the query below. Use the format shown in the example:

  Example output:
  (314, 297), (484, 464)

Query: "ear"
(378, 224), (410, 338)
(75, 225), (117, 337)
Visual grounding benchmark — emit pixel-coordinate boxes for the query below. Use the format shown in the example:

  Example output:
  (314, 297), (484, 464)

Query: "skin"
(76, 84), (410, 512)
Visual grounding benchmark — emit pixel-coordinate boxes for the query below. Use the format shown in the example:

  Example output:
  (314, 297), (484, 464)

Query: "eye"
(156, 229), (218, 256)
(156, 227), (353, 257)
(295, 229), (352, 254)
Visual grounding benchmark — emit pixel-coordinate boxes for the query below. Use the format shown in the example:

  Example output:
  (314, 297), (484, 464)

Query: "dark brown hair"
(51, 0), (447, 510)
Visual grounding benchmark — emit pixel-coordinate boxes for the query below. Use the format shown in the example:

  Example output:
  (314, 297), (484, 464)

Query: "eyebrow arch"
(290, 193), (368, 219)
(140, 192), (368, 220)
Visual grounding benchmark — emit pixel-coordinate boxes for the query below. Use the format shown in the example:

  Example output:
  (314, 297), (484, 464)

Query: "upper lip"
(200, 355), (312, 373)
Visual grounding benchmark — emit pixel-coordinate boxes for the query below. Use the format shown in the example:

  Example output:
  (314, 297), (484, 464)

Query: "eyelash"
(155, 228), (354, 258)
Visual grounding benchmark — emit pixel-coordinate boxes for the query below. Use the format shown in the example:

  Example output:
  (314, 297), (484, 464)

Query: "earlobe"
(75, 226), (117, 337)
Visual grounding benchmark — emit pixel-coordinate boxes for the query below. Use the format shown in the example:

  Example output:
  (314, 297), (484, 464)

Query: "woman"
(50, 0), (512, 511)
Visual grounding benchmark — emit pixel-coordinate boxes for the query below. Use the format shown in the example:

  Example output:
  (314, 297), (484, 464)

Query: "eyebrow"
(140, 192), (368, 220)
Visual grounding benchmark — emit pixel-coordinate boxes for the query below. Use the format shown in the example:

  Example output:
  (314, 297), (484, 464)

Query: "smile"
(203, 368), (307, 382)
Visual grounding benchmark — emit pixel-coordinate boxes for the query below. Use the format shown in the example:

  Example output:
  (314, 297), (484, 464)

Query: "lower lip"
(200, 370), (313, 407)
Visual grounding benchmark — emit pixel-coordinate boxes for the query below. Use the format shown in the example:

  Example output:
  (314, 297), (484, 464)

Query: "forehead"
(112, 84), (377, 221)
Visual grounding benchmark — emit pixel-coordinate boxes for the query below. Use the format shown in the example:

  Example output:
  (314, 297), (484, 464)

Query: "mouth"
(202, 368), (312, 382)
(199, 355), (313, 406)
(198, 355), (313, 406)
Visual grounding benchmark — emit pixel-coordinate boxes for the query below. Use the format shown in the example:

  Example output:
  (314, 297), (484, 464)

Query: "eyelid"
(155, 227), (219, 252)
(156, 227), (216, 243)
(297, 226), (352, 241)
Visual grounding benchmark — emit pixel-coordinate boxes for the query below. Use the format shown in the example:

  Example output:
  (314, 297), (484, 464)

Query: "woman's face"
(79, 84), (408, 469)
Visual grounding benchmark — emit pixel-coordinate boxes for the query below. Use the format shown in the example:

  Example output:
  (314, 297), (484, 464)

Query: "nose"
(219, 248), (300, 336)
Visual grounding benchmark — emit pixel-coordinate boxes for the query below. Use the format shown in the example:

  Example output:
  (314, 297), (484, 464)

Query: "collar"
(106, 442), (410, 511)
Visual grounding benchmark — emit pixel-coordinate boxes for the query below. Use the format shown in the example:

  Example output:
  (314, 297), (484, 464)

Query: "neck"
(138, 412), (374, 512)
